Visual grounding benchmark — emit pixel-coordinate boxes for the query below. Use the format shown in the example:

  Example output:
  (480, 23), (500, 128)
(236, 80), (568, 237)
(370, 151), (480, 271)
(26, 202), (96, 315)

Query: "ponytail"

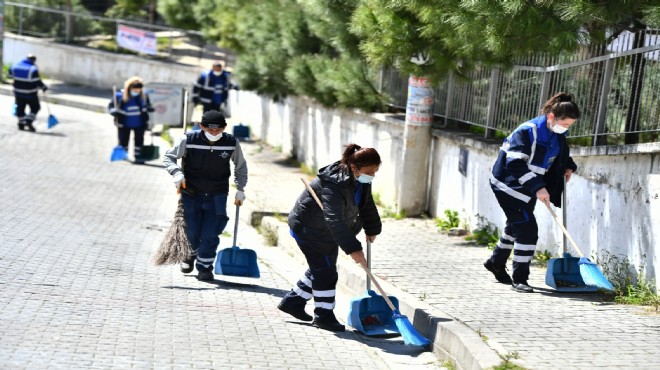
(340, 143), (381, 170)
(540, 92), (581, 119)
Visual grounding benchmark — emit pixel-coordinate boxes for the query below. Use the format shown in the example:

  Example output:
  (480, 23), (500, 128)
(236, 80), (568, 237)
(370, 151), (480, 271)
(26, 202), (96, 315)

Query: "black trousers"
(15, 96), (40, 122)
(117, 126), (145, 157)
(282, 238), (339, 319)
(489, 188), (539, 283)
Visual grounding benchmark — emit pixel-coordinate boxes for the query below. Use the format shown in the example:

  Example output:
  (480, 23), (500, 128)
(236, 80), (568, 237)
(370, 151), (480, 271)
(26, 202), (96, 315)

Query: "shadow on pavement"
(162, 278), (289, 297)
(28, 131), (67, 137)
(535, 286), (609, 303)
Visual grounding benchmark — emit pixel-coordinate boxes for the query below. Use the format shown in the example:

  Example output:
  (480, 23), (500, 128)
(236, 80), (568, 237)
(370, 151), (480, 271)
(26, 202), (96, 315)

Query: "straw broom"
(301, 178), (430, 347)
(153, 197), (193, 265)
(153, 90), (194, 266)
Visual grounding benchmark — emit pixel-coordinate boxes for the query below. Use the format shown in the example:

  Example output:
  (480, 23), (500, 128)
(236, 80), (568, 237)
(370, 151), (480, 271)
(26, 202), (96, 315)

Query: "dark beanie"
(200, 110), (227, 129)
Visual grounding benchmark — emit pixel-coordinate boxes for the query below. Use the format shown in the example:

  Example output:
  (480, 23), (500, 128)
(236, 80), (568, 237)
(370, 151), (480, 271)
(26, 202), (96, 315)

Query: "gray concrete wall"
(4, 34), (200, 89)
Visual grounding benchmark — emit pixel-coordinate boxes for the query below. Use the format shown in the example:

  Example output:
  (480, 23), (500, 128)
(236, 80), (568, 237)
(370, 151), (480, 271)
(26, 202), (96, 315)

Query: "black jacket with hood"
(288, 161), (382, 255)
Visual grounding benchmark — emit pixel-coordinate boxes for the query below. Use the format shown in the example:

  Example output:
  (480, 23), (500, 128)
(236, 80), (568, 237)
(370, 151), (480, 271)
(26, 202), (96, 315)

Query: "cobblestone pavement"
(236, 129), (660, 370)
(0, 96), (443, 370)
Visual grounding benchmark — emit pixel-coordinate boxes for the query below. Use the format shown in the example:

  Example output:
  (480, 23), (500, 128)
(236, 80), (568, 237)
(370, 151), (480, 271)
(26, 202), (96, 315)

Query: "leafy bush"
(435, 209), (460, 231)
(465, 215), (499, 248)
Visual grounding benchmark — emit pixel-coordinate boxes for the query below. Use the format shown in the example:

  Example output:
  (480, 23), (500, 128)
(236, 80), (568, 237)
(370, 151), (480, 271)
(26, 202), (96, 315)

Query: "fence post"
(397, 75), (434, 216)
(444, 72), (454, 127)
(485, 67), (501, 139)
(538, 68), (551, 112)
(18, 6), (22, 35)
(593, 57), (614, 146)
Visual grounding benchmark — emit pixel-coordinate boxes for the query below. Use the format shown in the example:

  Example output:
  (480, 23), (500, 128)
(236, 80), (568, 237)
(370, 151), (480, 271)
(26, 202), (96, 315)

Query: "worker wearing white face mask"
(278, 144), (382, 332)
(163, 110), (248, 281)
(108, 76), (154, 163)
(191, 61), (238, 115)
(485, 92), (581, 293)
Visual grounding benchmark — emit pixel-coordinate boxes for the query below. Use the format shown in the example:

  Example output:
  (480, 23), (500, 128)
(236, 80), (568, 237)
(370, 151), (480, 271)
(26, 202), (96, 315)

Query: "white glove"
(234, 190), (245, 206)
(173, 173), (186, 190)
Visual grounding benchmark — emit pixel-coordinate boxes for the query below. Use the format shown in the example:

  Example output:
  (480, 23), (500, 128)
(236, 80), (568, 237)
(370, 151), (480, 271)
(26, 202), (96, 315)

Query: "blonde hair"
(122, 76), (145, 102)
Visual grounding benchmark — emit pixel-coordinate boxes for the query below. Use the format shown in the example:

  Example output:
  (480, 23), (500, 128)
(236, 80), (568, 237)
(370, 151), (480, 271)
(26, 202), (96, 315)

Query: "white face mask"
(552, 121), (569, 134)
(212, 71), (222, 76)
(356, 174), (374, 184)
(204, 131), (223, 141)
(130, 91), (141, 97)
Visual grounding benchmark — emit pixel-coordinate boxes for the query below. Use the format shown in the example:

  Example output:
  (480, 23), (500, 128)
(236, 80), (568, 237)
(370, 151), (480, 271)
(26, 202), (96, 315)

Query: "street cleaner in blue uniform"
(484, 92), (581, 293)
(163, 110), (248, 281)
(8, 54), (48, 132)
(192, 61), (237, 115)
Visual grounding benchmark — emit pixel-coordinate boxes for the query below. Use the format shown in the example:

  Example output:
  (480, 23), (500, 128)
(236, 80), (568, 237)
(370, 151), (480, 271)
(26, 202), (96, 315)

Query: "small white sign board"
(146, 83), (186, 127)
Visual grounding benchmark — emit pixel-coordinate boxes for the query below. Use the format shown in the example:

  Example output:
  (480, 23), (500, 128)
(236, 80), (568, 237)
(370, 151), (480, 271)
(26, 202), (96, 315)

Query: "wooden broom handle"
(543, 200), (584, 258)
(299, 177), (398, 312)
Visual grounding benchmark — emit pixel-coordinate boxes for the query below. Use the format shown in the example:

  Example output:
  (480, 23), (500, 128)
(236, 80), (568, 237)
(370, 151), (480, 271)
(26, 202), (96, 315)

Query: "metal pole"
(593, 58), (614, 146)
(18, 5), (22, 35)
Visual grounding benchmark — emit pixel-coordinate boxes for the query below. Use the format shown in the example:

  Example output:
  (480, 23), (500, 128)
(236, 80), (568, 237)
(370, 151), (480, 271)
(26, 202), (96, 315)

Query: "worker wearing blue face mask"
(108, 77), (154, 163)
(192, 61), (238, 115)
(485, 92), (581, 293)
(278, 144), (382, 332)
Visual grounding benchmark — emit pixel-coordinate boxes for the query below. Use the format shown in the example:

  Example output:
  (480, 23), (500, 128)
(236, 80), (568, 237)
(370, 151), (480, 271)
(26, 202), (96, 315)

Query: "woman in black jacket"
(278, 144), (382, 332)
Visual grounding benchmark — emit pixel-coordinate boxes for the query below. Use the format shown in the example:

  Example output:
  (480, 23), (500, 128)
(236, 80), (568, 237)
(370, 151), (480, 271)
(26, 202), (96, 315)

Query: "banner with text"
(117, 24), (157, 55)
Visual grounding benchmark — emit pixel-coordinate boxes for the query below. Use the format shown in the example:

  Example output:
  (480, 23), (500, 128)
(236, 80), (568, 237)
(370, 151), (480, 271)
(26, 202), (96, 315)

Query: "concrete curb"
(258, 215), (503, 370)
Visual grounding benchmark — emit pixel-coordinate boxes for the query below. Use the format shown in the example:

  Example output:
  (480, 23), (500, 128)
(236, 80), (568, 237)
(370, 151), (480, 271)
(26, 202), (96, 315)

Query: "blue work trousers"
(182, 193), (229, 272)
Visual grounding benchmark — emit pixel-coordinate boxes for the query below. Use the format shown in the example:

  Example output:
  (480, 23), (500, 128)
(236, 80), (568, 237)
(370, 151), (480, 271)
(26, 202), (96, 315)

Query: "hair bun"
(557, 93), (573, 102)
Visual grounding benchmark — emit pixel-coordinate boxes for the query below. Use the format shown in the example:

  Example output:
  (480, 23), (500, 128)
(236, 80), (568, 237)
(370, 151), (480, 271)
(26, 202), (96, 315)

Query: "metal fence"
(3, 1), (229, 67)
(382, 30), (660, 146)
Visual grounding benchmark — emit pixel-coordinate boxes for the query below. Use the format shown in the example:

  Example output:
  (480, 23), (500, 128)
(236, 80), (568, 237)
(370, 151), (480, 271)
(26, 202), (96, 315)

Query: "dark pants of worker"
(117, 126), (145, 158)
(182, 193), (229, 273)
(488, 189), (539, 283)
(15, 96), (40, 123)
(282, 239), (339, 320)
(202, 102), (222, 114)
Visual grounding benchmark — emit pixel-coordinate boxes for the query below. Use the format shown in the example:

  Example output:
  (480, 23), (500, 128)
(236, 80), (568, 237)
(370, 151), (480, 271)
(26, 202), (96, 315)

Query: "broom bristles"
(578, 258), (614, 291)
(392, 311), (430, 347)
(153, 199), (193, 266)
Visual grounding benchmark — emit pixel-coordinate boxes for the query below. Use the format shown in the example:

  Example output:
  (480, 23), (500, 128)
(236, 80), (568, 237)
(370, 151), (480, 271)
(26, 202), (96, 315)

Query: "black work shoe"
(197, 270), (214, 281)
(484, 259), (513, 285)
(312, 317), (345, 332)
(511, 282), (534, 293)
(180, 257), (195, 273)
(26, 122), (36, 132)
(278, 299), (313, 322)
(17, 122), (25, 131)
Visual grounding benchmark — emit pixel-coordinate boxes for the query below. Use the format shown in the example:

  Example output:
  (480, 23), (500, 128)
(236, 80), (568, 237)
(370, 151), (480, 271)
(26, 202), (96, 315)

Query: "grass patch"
(300, 162), (316, 176)
(435, 209), (460, 232)
(600, 252), (659, 311)
(495, 352), (526, 370)
(258, 223), (278, 246)
(381, 207), (406, 220)
(464, 215), (499, 248)
(440, 360), (456, 370)
(532, 250), (553, 267)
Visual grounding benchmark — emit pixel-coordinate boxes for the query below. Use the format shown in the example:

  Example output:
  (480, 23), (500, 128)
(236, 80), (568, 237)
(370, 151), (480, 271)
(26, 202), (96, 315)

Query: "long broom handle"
(300, 177), (398, 312)
(233, 204), (240, 247)
(543, 200), (584, 258)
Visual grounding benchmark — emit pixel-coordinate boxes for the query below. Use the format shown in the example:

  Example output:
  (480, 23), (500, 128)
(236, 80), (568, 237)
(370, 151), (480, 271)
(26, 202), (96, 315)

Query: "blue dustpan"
(48, 114), (59, 128)
(545, 253), (598, 292)
(347, 241), (401, 336)
(110, 145), (128, 161)
(214, 205), (260, 278)
(347, 290), (400, 336)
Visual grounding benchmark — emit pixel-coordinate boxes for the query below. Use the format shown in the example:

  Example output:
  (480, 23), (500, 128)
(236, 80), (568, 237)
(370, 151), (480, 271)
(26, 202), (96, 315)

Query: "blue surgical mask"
(130, 91), (140, 97)
(356, 174), (374, 184)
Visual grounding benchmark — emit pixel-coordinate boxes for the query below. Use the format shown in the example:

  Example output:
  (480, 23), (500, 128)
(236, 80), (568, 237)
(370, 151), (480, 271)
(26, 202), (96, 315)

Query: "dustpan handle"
(300, 177), (395, 311)
(233, 204), (240, 247)
(562, 177), (567, 255)
(543, 200), (583, 258)
(366, 240), (371, 291)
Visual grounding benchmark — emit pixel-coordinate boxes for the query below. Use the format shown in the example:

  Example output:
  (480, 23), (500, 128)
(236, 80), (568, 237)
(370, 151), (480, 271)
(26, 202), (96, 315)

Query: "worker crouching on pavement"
(163, 110), (248, 281)
(278, 144), (382, 332)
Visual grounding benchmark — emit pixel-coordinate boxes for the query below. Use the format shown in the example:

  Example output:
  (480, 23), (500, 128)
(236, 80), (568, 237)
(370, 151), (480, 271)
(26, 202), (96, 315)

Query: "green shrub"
(435, 209), (460, 231)
(465, 215), (499, 248)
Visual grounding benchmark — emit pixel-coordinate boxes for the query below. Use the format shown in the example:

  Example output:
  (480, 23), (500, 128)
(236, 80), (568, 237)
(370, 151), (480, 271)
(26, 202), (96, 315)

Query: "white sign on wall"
(117, 24), (157, 55)
(146, 83), (185, 127)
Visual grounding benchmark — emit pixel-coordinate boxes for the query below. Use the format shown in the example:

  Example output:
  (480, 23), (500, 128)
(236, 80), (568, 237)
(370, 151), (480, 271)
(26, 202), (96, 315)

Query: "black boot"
(17, 120), (25, 131)
(25, 120), (36, 132)
(484, 259), (513, 285)
(312, 311), (345, 332)
(278, 296), (313, 322)
(180, 257), (195, 273)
